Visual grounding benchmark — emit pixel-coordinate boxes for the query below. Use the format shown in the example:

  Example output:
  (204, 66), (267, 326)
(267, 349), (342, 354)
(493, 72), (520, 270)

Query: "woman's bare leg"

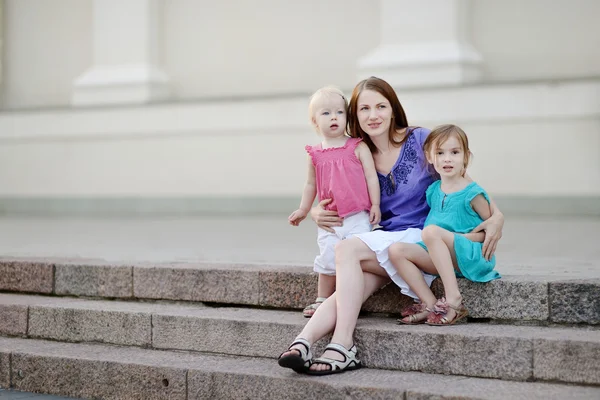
(281, 267), (387, 360)
(309, 238), (389, 372)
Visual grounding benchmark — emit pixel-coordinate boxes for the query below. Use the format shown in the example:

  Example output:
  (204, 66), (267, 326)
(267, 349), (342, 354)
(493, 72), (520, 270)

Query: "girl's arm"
(464, 173), (504, 260)
(356, 142), (381, 225)
(288, 157), (317, 226)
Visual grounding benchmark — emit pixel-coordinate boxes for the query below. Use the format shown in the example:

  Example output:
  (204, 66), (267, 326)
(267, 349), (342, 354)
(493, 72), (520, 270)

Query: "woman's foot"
(278, 338), (313, 372)
(306, 343), (361, 375)
(308, 341), (352, 373)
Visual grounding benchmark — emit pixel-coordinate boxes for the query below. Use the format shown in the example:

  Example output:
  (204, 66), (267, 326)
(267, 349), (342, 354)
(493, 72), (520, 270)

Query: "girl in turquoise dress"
(389, 124), (501, 326)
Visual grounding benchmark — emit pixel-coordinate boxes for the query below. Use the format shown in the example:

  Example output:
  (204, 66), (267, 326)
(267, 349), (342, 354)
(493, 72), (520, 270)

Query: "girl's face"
(427, 135), (466, 178)
(313, 96), (347, 139)
(356, 89), (393, 139)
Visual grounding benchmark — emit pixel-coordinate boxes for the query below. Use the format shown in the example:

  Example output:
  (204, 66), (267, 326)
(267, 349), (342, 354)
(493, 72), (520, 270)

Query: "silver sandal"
(306, 343), (362, 375)
(277, 338), (313, 373)
(303, 297), (327, 318)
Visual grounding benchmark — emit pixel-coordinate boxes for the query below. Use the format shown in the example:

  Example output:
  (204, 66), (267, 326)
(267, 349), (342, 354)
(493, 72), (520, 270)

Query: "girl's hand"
(471, 212), (504, 260)
(369, 204), (381, 225)
(310, 199), (342, 233)
(288, 209), (308, 226)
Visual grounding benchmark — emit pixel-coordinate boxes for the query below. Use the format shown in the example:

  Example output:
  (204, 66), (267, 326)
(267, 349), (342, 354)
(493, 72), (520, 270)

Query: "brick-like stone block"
(134, 264), (260, 304)
(258, 268), (316, 308)
(152, 310), (301, 357)
(549, 279), (600, 324)
(189, 370), (361, 400)
(0, 353), (9, 388)
(534, 338), (600, 385)
(407, 376), (600, 400)
(457, 277), (549, 321)
(0, 261), (53, 294)
(356, 323), (533, 381)
(11, 353), (186, 400)
(188, 361), (459, 400)
(363, 283), (416, 314)
(55, 264), (132, 298)
(0, 304), (28, 336)
(28, 306), (151, 347)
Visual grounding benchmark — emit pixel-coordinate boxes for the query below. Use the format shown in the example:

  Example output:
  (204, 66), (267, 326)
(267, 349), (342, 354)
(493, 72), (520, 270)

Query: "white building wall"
(2, 0), (599, 108)
(0, 0), (599, 215)
(0, 0), (92, 109)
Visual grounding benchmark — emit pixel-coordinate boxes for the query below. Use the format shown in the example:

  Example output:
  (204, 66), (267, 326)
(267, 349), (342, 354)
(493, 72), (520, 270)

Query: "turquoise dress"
(416, 180), (501, 282)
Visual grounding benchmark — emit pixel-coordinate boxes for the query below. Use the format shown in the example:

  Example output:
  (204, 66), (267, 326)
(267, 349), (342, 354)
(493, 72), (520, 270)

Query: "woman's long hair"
(348, 76), (410, 153)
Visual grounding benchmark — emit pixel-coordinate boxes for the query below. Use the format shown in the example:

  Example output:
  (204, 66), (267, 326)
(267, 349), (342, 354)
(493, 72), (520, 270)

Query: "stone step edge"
(1, 293), (598, 385)
(0, 336), (599, 400)
(1, 258), (598, 324)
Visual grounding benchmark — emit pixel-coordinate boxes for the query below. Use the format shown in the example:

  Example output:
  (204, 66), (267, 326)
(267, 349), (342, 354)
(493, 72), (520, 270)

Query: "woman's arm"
(288, 157), (317, 226)
(356, 142), (381, 225)
(310, 199), (342, 233)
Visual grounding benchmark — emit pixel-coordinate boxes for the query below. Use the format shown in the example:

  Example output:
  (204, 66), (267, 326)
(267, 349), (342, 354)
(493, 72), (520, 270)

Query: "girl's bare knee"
(388, 242), (410, 261)
(422, 225), (442, 244)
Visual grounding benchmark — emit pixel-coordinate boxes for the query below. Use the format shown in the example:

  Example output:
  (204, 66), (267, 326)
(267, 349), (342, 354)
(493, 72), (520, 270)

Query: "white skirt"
(354, 228), (436, 299)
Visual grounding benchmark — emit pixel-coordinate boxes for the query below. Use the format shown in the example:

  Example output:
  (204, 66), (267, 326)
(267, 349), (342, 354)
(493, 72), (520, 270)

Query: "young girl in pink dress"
(288, 86), (381, 318)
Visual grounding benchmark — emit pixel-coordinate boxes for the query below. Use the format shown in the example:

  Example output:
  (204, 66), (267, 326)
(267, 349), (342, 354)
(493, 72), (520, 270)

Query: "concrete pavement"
(0, 215), (598, 278)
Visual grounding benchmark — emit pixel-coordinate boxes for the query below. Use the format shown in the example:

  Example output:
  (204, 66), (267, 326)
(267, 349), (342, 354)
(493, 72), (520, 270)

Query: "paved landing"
(0, 215), (598, 279)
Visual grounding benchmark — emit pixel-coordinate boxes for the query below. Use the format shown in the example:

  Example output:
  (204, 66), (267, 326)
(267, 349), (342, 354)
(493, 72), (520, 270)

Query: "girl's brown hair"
(348, 76), (409, 153)
(423, 124), (472, 175)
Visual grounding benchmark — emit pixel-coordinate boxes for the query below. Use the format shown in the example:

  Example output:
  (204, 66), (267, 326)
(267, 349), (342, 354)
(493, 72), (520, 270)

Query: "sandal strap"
(312, 343), (360, 371)
(315, 297), (327, 303)
(284, 338), (312, 362)
(324, 343), (357, 361)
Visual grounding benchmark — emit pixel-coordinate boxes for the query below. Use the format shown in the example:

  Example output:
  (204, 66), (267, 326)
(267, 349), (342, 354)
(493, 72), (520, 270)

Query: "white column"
(357, 0), (483, 88)
(72, 0), (169, 106)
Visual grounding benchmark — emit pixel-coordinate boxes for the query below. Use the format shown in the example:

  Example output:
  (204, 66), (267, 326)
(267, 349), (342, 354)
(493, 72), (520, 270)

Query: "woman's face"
(356, 89), (393, 139)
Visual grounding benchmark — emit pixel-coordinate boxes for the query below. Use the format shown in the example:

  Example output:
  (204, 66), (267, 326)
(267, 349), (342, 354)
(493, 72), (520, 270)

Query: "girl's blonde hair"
(308, 86), (348, 133)
(423, 124), (472, 175)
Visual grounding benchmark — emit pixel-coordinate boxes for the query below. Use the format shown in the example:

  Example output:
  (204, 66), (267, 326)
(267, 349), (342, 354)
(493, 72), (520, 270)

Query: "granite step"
(1, 293), (598, 385)
(0, 337), (599, 400)
(1, 258), (599, 325)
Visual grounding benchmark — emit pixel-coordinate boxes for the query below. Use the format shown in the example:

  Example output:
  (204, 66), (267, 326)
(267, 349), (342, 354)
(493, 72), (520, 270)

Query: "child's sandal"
(303, 297), (327, 318)
(400, 303), (427, 318)
(397, 303), (429, 325)
(425, 297), (469, 326)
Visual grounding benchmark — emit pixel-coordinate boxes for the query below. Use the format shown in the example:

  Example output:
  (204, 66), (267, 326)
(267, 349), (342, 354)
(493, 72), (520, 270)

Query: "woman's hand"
(310, 199), (343, 233)
(471, 212), (504, 260)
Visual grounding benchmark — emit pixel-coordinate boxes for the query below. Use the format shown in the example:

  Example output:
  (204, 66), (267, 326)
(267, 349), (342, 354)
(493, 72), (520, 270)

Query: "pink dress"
(305, 137), (371, 218)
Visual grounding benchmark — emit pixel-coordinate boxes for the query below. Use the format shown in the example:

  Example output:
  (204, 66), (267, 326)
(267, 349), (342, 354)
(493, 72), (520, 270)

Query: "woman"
(278, 77), (504, 375)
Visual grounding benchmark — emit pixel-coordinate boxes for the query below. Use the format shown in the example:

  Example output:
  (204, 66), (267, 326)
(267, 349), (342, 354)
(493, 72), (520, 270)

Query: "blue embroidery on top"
(378, 131), (418, 196)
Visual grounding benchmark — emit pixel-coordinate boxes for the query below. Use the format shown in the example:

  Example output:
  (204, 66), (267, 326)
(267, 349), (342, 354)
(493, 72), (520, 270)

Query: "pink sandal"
(425, 298), (469, 326)
(397, 303), (430, 325)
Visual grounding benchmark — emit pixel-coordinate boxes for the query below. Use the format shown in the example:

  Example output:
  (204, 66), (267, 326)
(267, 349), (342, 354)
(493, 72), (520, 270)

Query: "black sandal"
(278, 338), (313, 373)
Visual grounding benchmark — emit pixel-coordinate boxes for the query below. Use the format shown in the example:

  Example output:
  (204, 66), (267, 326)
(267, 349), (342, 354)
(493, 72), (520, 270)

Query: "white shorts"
(354, 228), (436, 299)
(314, 211), (371, 275)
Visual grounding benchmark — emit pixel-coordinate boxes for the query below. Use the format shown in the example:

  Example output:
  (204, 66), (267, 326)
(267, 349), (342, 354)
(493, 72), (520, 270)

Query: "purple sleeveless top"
(377, 127), (436, 232)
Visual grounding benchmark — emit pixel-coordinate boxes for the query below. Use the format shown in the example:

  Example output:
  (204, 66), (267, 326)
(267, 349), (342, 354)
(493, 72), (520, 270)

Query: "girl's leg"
(318, 274), (336, 298)
(388, 242), (437, 323)
(309, 238), (389, 372)
(303, 273), (336, 318)
(421, 225), (462, 320)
